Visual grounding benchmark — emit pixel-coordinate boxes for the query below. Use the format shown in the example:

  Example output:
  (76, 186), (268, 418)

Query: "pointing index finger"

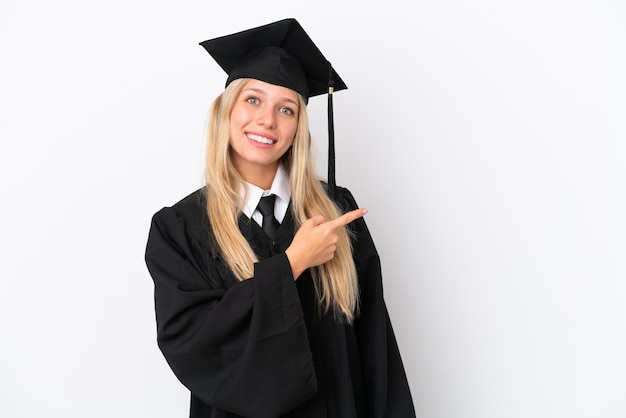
(327, 208), (368, 229)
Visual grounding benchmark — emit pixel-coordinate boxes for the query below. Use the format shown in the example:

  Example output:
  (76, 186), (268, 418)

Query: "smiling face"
(228, 79), (300, 187)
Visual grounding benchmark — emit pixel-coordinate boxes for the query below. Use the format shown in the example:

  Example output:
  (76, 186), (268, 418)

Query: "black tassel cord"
(327, 62), (336, 200)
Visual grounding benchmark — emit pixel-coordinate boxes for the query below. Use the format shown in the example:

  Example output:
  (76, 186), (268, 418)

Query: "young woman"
(145, 18), (416, 418)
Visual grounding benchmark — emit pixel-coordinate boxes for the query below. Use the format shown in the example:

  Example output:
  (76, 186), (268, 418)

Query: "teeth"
(247, 133), (275, 144)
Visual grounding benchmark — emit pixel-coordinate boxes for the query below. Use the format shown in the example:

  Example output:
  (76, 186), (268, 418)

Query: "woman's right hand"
(285, 208), (367, 279)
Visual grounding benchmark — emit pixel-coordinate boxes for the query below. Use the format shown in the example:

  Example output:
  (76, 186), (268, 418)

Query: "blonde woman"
(145, 18), (415, 418)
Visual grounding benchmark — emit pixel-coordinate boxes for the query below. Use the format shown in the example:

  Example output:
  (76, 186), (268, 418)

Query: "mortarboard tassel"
(327, 62), (337, 200)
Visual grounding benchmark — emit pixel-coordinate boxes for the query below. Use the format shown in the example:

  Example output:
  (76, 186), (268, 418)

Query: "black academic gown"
(145, 185), (416, 418)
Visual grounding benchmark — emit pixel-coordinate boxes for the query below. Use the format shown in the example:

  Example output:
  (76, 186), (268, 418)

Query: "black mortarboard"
(199, 18), (347, 196)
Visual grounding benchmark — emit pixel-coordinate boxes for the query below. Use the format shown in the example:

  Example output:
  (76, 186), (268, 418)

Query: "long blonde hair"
(204, 78), (359, 322)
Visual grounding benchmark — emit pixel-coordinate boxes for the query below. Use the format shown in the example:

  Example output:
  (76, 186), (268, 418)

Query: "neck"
(236, 162), (279, 190)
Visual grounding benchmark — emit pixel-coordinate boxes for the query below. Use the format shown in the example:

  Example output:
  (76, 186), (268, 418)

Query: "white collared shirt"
(241, 165), (291, 227)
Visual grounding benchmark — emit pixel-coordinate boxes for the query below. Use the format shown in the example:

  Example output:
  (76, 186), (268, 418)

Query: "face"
(229, 79), (300, 181)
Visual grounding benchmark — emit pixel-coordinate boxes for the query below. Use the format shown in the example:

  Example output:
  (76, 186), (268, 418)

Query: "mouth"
(246, 133), (276, 145)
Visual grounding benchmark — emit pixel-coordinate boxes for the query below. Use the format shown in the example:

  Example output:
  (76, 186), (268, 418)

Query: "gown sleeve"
(339, 187), (417, 418)
(145, 203), (316, 418)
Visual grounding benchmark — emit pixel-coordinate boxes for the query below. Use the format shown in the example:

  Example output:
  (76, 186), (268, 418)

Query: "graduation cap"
(199, 18), (347, 197)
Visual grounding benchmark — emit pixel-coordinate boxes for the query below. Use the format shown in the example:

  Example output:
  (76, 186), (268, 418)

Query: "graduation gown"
(145, 185), (416, 418)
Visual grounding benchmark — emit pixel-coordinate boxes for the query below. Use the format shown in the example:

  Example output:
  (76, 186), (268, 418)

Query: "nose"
(256, 106), (276, 128)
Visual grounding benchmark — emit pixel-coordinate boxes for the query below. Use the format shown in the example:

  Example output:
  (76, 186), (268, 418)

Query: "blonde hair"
(204, 78), (359, 322)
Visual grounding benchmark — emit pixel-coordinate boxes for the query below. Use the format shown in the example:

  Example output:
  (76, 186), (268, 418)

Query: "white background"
(1, 1), (625, 417)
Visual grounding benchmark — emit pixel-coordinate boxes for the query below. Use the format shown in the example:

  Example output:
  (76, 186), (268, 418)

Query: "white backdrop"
(1, 1), (625, 417)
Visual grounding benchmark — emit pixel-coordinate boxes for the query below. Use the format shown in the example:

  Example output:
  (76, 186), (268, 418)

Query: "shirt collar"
(241, 165), (291, 218)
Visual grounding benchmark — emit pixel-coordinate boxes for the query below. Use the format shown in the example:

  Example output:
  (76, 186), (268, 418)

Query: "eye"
(279, 107), (294, 116)
(246, 96), (259, 105)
